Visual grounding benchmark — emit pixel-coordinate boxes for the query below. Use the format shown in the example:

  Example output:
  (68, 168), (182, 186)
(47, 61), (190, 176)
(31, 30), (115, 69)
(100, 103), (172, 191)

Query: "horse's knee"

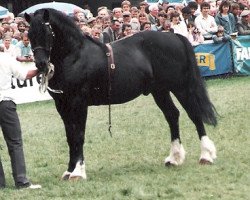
(165, 139), (186, 166)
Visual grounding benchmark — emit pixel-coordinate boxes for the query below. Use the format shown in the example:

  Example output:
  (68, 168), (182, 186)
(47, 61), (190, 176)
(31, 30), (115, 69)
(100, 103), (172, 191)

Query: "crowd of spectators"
(1, 0), (250, 58)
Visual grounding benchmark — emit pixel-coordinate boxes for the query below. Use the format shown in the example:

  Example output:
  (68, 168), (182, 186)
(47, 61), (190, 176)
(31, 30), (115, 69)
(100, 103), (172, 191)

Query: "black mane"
(33, 9), (106, 53)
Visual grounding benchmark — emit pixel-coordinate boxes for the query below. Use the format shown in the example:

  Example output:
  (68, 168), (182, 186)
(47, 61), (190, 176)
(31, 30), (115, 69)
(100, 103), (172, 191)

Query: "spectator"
(113, 7), (122, 20)
(238, 0), (249, 8)
(130, 17), (140, 33)
(87, 17), (97, 28)
(187, 21), (204, 46)
(15, 31), (34, 63)
(230, 3), (241, 23)
(181, 6), (193, 26)
(81, 24), (92, 36)
(237, 9), (250, 35)
(121, 23), (133, 38)
(188, 1), (199, 21)
(123, 11), (132, 24)
(0, 25), (18, 45)
(161, 0), (170, 12)
(131, 7), (140, 19)
(13, 31), (21, 42)
(195, 2), (218, 40)
(139, 1), (148, 14)
(148, 4), (159, 26)
(121, 0), (131, 12)
(162, 19), (174, 32)
(138, 13), (149, 25)
(102, 16), (111, 30)
(170, 11), (188, 37)
(97, 7), (110, 19)
(73, 8), (85, 22)
(209, 0), (218, 17)
(140, 22), (152, 31)
(91, 25), (103, 42)
(212, 25), (231, 43)
(0, 34), (16, 57)
(75, 11), (86, 23)
(194, 0), (205, 16)
(17, 21), (27, 33)
(14, 17), (24, 25)
(158, 11), (168, 30)
(215, 0), (236, 35)
(166, 5), (175, 20)
(102, 19), (121, 43)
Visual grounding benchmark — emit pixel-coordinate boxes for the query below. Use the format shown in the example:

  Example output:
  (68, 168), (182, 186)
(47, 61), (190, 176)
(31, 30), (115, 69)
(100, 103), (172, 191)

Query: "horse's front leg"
(60, 104), (88, 181)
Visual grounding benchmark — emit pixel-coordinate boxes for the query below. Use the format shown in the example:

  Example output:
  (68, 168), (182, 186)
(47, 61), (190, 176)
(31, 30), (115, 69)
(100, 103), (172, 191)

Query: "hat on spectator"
(121, 1), (131, 6)
(123, 11), (131, 16)
(240, 9), (250, 17)
(0, 11), (9, 19)
(140, 2), (148, 5)
(131, 7), (139, 12)
(87, 17), (96, 24)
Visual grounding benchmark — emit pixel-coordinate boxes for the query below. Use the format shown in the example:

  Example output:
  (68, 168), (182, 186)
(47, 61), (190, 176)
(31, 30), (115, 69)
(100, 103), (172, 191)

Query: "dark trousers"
(0, 101), (29, 187)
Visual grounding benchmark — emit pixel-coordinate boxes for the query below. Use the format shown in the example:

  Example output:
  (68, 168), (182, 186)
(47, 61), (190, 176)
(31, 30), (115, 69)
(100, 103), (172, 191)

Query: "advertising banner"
(231, 35), (250, 75)
(194, 42), (233, 77)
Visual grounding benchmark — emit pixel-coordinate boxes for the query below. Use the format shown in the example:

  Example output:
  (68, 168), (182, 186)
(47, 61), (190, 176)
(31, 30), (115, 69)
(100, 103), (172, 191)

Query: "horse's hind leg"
(173, 90), (216, 164)
(152, 91), (186, 166)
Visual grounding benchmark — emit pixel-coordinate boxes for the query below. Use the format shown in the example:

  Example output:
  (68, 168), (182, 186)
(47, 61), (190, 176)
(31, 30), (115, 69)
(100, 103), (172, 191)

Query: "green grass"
(0, 76), (249, 200)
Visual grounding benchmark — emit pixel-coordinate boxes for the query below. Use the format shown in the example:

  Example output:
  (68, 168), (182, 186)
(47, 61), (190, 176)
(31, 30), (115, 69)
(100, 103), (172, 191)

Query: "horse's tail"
(177, 34), (217, 126)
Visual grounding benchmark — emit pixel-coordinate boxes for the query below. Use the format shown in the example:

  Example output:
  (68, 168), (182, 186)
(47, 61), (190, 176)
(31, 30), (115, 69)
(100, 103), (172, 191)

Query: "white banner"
(12, 62), (52, 104)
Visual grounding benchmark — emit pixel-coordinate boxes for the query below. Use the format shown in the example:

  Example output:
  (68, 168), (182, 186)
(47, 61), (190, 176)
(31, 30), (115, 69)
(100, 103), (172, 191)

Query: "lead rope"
(39, 62), (55, 93)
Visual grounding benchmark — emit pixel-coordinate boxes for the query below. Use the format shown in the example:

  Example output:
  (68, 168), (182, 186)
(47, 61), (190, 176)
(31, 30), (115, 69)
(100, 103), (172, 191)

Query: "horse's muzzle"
(35, 61), (49, 75)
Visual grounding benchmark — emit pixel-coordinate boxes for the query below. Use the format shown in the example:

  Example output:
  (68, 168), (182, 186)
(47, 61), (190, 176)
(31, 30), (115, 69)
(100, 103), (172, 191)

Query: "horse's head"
(25, 9), (54, 75)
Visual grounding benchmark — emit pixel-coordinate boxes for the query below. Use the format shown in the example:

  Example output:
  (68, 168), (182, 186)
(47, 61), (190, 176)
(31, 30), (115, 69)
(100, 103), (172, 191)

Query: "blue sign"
(194, 42), (233, 77)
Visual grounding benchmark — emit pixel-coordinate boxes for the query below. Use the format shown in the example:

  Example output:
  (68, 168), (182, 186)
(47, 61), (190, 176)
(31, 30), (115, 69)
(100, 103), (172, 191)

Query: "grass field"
(0, 76), (249, 200)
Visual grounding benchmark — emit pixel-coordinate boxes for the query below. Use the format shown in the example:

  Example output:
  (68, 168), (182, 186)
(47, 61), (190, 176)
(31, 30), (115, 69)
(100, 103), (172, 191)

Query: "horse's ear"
(43, 9), (50, 23)
(24, 13), (31, 23)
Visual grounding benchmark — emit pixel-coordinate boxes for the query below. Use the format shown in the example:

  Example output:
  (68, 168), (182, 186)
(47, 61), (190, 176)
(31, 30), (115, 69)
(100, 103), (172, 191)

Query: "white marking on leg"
(69, 161), (87, 180)
(165, 139), (186, 166)
(200, 136), (217, 163)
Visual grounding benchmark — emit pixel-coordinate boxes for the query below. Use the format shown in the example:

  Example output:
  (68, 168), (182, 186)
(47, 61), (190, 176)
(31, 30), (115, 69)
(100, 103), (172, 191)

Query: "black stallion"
(25, 9), (217, 180)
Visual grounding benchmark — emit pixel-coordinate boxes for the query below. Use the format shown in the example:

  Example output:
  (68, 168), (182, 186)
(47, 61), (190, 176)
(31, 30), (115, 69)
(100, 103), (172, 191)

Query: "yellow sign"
(195, 53), (215, 70)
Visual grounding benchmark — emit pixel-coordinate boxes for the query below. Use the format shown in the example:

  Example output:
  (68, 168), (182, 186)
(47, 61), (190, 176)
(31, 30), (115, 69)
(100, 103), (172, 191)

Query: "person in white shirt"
(0, 34), (16, 57)
(195, 2), (218, 39)
(170, 11), (188, 38)
(0, 47), (41, 189)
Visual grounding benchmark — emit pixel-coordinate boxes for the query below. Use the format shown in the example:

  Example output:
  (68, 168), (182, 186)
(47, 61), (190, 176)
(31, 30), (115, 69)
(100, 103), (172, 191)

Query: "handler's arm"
(26, 69), (39, 79)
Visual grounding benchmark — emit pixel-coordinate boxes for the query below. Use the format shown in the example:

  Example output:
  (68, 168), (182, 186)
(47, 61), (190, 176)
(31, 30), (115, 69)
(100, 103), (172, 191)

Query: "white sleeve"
(9, 57), (28, 81)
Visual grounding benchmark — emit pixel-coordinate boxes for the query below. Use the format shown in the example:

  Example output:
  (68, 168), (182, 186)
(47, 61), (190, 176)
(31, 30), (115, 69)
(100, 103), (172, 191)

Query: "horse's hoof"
(165, 161), (176, 167)
(61, 174), (70, 180)
(69, 176), (84, 181)
(199, 158), (213, 165)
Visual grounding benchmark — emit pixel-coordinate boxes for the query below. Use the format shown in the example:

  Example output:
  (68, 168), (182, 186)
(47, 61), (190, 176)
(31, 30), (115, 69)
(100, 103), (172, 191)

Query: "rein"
(106, 44), (116, 137)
